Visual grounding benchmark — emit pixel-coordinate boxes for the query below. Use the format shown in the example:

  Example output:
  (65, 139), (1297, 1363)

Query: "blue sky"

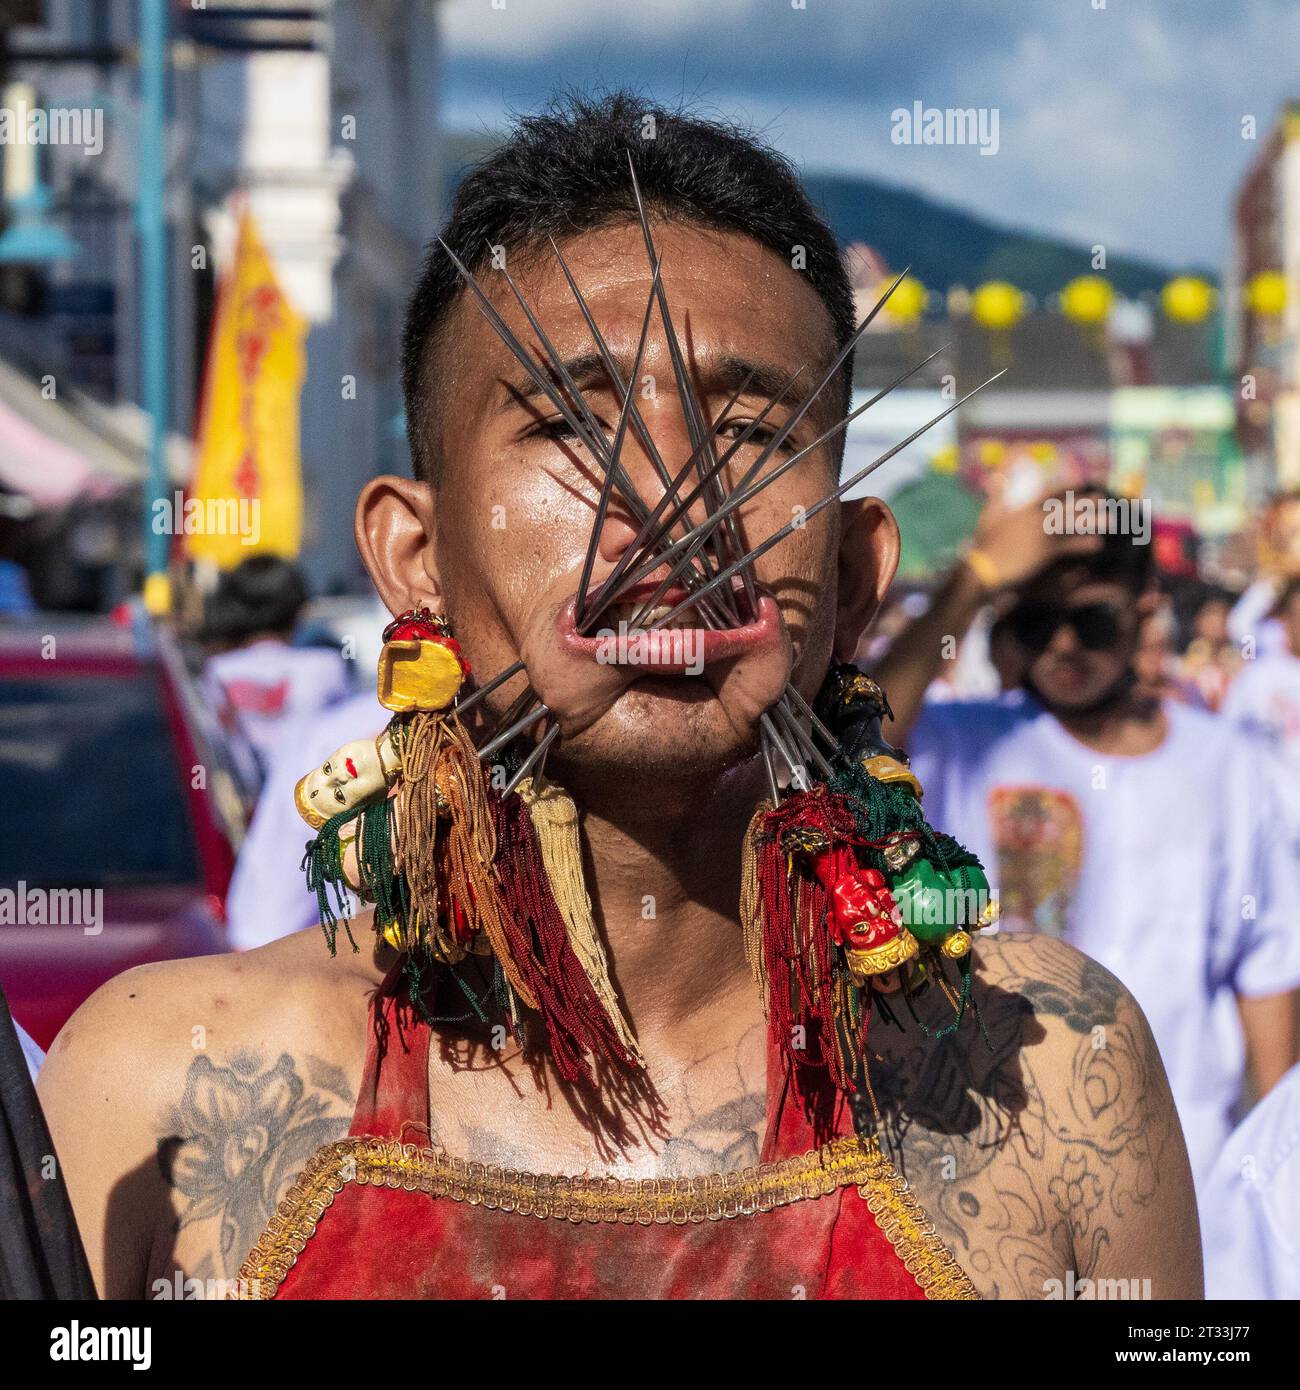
(439, 0), (1298, 271)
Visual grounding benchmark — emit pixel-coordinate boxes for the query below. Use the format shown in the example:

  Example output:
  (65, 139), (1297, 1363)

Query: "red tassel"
(490, 790), (636, 1086)
(753, 786), (875, 1093)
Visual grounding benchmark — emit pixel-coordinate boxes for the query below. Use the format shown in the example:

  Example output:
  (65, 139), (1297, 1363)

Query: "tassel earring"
(293, 608), (642, 1085)
(741, 664), (998, 1097)
(517, 775), (643, 1066)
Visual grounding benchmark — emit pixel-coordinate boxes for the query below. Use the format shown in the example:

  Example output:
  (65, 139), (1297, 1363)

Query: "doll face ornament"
(295, 737), (392, 829)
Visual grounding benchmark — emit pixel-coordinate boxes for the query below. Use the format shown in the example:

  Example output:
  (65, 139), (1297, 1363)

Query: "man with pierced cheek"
(37, 93), (1200, 1301)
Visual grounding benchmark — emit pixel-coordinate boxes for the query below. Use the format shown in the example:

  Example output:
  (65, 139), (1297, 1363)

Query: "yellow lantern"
(885, 275), (928, 324)
(1060, 276), (1114, 326)
(971, 281), (1024, 331)
(1161, 276), (1216, 324)
(930, 443), (958, 474)
(1246, 270), (1288, 317)
(977, 439), (1006, 469)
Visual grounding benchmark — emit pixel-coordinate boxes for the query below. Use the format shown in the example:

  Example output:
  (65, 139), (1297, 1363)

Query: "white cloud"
(440, 0), (753, 60)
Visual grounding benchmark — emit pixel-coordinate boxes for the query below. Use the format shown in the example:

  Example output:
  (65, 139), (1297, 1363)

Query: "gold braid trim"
(858, 1168), (980, 1300)
(232, 1133), (977, 1300)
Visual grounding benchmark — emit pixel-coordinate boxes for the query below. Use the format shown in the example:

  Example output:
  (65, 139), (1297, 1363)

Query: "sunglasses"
(1007, 602), (1123, 653)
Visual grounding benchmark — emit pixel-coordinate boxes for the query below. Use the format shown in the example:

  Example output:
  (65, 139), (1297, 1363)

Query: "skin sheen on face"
(402, 220), (876, 790)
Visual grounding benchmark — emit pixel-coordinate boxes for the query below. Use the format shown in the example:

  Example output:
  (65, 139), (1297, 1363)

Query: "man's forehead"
(1026, 570), (1129, 604)
(441, 219), (838, 406)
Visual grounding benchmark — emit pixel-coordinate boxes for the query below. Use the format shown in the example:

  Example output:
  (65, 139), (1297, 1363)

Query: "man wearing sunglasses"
(874, 487), (1300, 1203)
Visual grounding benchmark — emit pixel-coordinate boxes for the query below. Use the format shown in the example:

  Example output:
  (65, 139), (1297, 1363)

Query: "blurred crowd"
(863, 484), (1300, 1300)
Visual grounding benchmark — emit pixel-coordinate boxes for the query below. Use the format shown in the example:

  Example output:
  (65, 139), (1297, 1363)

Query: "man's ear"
(834, 496), (900, 661)
(354, 475), (444, 616)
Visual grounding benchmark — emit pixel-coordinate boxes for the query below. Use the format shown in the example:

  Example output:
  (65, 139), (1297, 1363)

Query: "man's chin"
(551, 680), (767, 784)
(1032, 676), (1118, 713)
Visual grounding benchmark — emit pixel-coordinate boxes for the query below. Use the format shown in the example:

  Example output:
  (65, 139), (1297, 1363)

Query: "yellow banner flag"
(186, 208), (307, 567)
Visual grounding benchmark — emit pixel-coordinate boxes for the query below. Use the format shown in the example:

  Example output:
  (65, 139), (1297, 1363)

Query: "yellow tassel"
(517, 775), (643, 1066)
(391, 711), (540, 1009)
(740, 800), (772, 1008)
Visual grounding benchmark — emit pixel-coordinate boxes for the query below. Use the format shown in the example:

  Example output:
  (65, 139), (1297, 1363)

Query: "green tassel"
(303, 804), (366, 954)
(827, 762), (980, 878)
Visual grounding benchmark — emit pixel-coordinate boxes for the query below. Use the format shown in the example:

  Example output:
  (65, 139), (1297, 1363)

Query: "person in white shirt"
(201, 556), (352, 775)
(1222, 576), (1300, 838)
(874, 488), (1300, 1193)
(1202, 1058), (1300, 1299)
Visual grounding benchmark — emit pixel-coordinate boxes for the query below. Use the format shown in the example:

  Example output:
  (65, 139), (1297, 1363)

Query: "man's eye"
(717, 418), (779, 447)
(334, 788), (346, 803)
(535, 418), (585, 444)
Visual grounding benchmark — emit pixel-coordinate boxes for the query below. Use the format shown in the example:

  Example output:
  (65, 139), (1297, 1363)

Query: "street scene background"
(0, 0), (1298, 1301)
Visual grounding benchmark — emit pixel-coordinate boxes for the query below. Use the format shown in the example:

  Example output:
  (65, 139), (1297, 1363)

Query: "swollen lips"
(557, 593), (784, 677)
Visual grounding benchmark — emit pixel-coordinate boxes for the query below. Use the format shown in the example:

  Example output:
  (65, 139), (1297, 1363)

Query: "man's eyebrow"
(714, 355), (804, 411)
(499, 349), (824, 418)
(502, 352), (613, 408)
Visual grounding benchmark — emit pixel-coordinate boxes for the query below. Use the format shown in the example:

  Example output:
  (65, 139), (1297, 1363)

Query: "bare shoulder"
(38, 921), (388, 1298)
(42, 923), (383, 1104)
(871, 931), (1203, 1300)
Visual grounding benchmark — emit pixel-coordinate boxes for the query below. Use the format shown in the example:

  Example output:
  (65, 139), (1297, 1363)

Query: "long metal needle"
(783, 681), (841, 755)
(478, 700), (551, 762)
(648, 370), (1007, 631)
(578, 366), (805, 633)
(575, 268), (661, 629)
(502, 722), (561, 797)
(440, 237), (733, 630)
(761, 712), (807, 792)
(582, 363), (806, 631)
(758, 721), (782, 804)
(608, 346), (948, 624)
(626, 158), (751, 623)
(776, 696), (834, 778)
(455, 659), (525, 716)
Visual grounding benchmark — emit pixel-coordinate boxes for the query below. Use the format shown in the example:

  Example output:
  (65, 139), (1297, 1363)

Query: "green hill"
(803, 172), (1205, 297)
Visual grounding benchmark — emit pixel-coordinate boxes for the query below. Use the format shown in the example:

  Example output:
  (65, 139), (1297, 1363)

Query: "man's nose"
(593, 412), (704, 566)
(1045, 620), (1082, 656)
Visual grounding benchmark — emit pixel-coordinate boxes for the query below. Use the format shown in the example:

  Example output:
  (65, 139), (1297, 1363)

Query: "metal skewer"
(478, 700), (551, 762)
(761, 711), (808, 792)
(455, 659), (525, 716)
(647, 370), (1007, 632)
(439, 237), (735, 631)
(575, 270), (661, 628)
(617, 347), (948, 623)
(502, 722), (561, 797)
(758, 720), (782, 804)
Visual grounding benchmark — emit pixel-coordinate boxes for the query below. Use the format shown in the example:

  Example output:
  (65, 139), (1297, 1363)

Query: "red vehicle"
(0, 614), (253, 1049)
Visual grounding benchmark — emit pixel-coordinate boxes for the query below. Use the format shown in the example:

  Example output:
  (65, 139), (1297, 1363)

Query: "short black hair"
(202, 556), (308, 644)
(400, 89), (855, 484)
